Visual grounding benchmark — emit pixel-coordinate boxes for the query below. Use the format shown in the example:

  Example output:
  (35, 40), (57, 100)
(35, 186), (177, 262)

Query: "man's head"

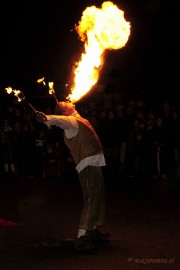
(55, 101), (76, 116)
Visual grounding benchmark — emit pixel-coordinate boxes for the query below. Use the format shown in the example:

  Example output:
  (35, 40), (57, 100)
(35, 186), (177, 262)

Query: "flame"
(48, 82), (55, 95)
(67, 1), (131, 103)
(37, 77), (58, 103)
(37, 77), (55, 95)
(5, 87), (13, 94)
(5, 87), (25, 102)
(37, 77), (46, 86)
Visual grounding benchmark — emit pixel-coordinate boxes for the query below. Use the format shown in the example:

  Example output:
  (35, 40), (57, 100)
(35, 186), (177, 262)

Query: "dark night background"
(0, 3), (180, 265)
(0, 0), (179, 104)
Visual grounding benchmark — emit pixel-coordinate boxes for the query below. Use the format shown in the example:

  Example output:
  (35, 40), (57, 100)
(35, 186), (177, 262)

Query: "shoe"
(74, 235), (97, 254)
(0, 218), (17, 227)
(86, 229), (110, 243)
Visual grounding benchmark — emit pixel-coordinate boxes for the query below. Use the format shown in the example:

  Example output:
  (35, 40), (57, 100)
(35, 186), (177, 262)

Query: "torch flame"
(5, 87), (13, 94)
(48, 82), (55, 95)
(37, 77), (46, 86)
(37, 77), (55, 95)
(37, 77), (58, 103)
(5, 87), (25, 102)
(67, 1), (131, 103)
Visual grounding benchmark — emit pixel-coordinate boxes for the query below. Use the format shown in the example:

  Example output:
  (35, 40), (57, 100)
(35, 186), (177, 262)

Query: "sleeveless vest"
(64, 116), (103, 165)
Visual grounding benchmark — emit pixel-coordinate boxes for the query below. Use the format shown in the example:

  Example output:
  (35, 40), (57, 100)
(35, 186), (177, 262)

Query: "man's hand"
(36, 111), (47, 123)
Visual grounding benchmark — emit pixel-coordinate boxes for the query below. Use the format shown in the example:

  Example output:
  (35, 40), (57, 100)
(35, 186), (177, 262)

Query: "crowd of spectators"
(0, 93), (180, 182)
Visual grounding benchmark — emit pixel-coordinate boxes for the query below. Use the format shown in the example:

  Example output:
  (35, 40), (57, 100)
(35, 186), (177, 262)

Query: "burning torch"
(37, 77), (59, 104)
(4, 87), (37, 113)
(4, 87), (50, 128)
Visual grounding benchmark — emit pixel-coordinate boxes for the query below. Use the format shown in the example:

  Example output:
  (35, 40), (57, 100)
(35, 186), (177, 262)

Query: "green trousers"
(78, 165), (106, 231)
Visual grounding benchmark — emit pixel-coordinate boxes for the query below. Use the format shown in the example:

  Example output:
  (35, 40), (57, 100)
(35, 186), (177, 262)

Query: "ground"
(0, 172), (179, 270)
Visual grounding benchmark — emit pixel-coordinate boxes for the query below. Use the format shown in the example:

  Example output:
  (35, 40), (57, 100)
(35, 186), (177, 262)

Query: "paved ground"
(0, 172), (179, 270)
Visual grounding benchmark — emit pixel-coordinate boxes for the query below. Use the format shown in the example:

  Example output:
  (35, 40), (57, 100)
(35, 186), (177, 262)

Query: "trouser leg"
(78, 166), (106, 231)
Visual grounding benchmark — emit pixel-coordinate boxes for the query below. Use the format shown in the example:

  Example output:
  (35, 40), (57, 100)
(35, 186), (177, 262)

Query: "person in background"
(36, 101), (110, 253)
(100, 109), (119, 181)
(0, 118), (15, 176)
(150, 115), (173, 179)
(43, 143), (61, 178)
(18, 121), (35, 179)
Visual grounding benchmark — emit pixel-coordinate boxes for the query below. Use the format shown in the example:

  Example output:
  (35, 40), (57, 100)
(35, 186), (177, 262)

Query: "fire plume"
(67, 1), (131, 103)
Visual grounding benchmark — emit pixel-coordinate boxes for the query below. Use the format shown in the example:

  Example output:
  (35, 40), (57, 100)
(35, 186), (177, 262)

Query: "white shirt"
(46, 113), (106, 173)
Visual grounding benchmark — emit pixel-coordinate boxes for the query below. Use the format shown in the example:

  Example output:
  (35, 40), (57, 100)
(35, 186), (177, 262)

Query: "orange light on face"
(67, 1), (131, 103)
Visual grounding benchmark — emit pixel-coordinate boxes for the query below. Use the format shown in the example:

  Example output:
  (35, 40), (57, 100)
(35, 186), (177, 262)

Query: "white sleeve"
(46, 115), (78, 130)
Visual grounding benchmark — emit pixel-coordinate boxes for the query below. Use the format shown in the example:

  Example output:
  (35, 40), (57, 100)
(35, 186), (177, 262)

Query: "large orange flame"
(67, 1), (131, 103)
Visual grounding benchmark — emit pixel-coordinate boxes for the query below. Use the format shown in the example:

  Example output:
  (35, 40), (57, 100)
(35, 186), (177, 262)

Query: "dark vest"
(64, 116), (103, 165)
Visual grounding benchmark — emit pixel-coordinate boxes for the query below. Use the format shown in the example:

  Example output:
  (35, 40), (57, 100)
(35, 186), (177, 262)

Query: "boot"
(74, 235), (96, 254)
(86, 228), (111, 243)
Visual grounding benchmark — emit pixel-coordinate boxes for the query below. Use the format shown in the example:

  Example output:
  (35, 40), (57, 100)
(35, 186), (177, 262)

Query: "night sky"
(0, 0), (179, 102)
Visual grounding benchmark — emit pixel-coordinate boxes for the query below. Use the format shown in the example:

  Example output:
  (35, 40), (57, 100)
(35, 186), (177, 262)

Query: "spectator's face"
(148, 112), (155, 120)
(14, 122), (21, 131)
(108, 111), (114, 119)
(156, 118), (163, 126)
(99, 110), (106, 118)
(139, 122), (145, 129)
(23, 124), (29, 131)
(14, 109), (21, 117)
(4, 120), (9, 126)
(172, 112), (178, 120)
